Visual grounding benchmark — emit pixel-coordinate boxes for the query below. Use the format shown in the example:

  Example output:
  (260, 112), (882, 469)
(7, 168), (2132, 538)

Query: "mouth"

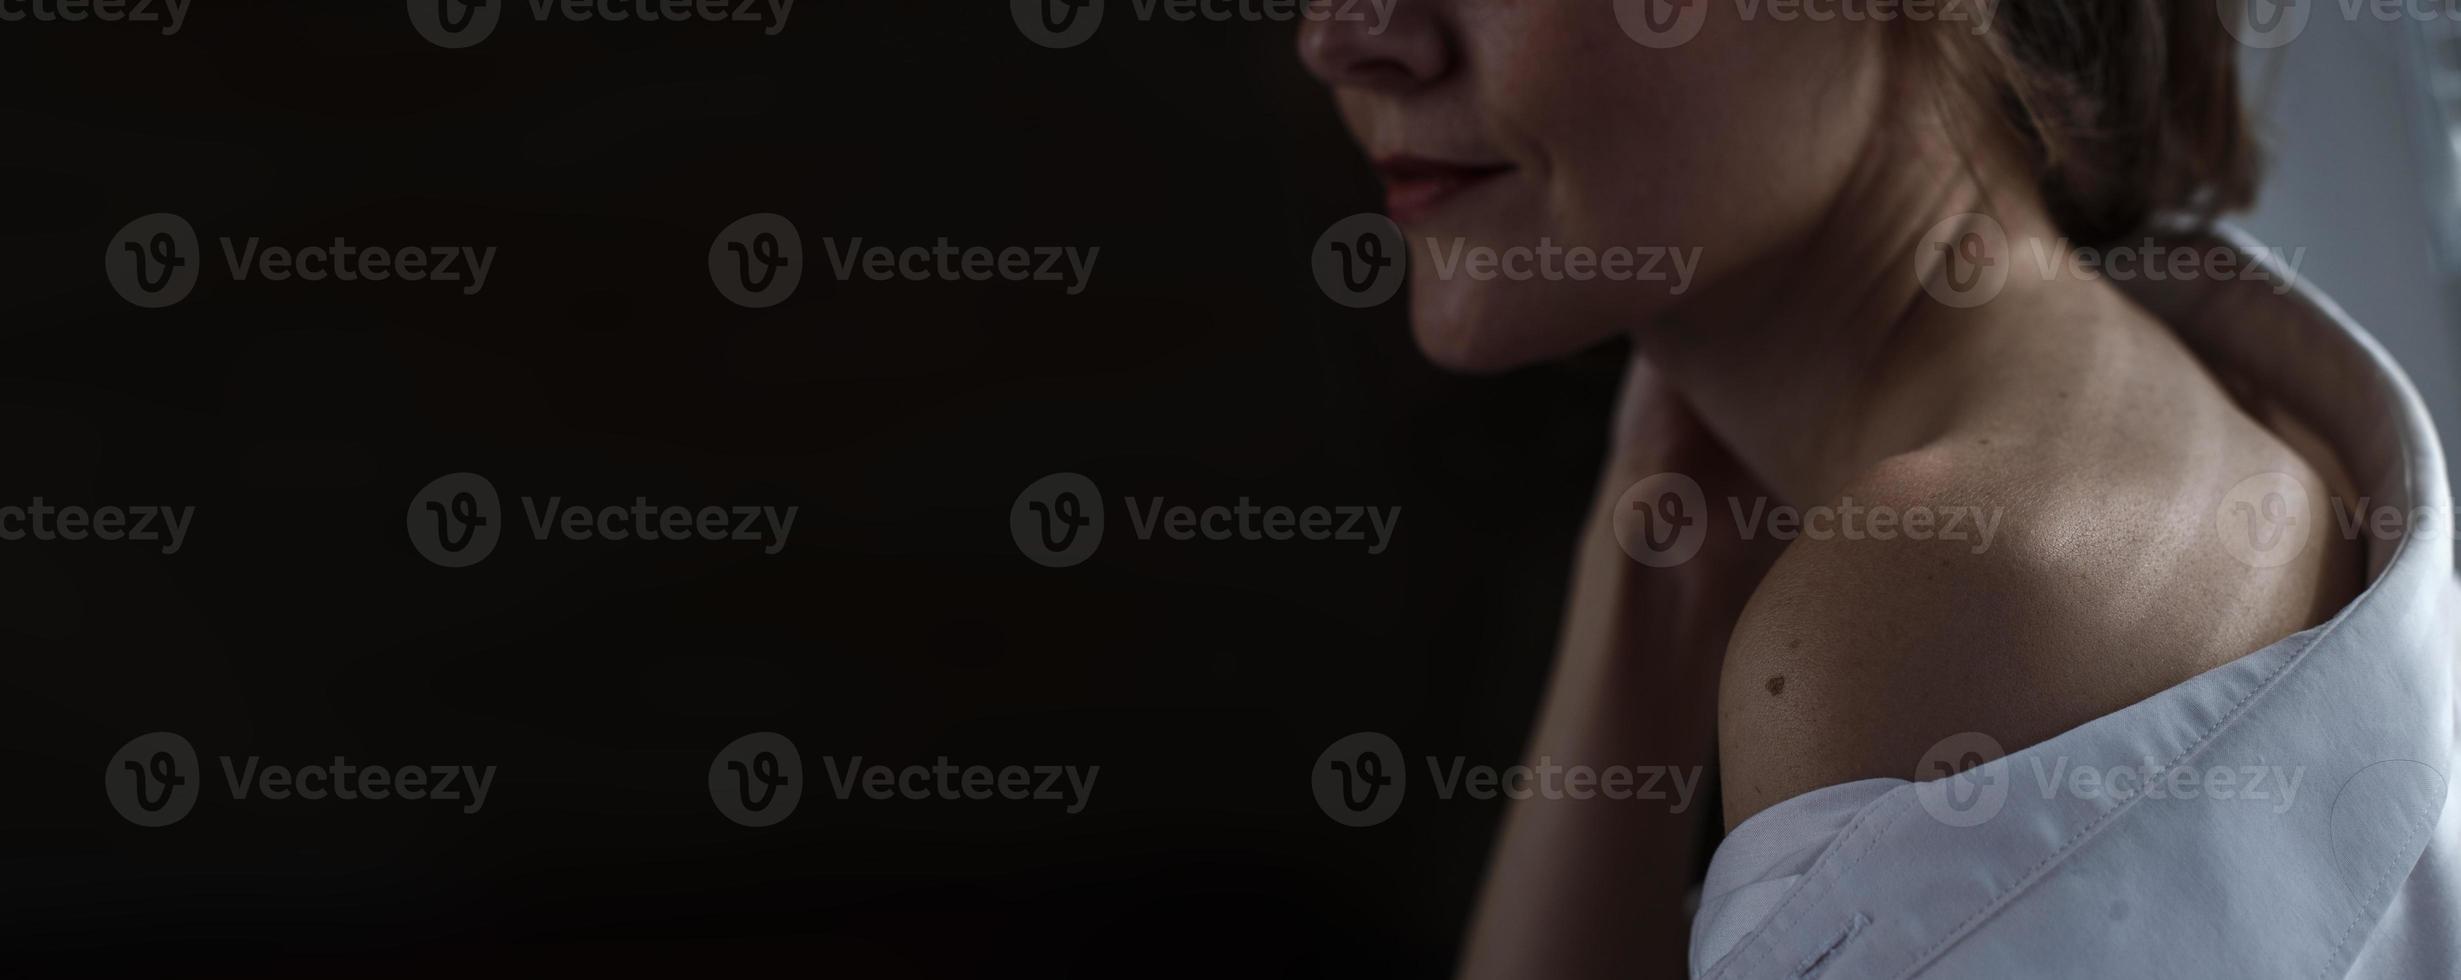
(1374, 155), (1515, 223)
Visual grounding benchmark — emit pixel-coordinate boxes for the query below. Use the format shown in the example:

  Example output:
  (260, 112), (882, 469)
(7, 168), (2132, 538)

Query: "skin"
(1301, 4), (2363, 978)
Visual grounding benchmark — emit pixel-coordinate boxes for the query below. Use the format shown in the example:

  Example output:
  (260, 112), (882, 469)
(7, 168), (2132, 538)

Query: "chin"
(1406, 278), (1616, 375)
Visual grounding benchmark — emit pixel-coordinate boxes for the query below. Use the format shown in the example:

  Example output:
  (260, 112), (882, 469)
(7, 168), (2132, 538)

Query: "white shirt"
(1690, 228), (2461, 979)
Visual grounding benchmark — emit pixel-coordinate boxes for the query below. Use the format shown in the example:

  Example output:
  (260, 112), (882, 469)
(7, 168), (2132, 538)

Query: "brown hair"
(1922, 2), (2261, 245)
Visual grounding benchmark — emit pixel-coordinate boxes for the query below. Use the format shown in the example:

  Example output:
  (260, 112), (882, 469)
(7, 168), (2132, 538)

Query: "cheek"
(1399, 9), (1886, 370)
(1499, 16), (1884, 281)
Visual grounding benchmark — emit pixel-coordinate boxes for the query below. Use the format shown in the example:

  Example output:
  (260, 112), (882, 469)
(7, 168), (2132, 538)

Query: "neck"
(1631, 131), (2078, 508)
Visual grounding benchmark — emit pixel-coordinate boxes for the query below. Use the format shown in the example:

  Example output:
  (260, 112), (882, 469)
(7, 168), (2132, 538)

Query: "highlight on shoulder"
(1712, 415), (2359, 830)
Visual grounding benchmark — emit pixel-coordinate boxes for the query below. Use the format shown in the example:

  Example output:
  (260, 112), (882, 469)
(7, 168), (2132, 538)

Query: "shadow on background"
(0, 4), (1625, 975)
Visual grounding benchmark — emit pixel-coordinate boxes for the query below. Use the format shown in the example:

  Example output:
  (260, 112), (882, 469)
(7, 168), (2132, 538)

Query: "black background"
(3, 2), (1631, 975)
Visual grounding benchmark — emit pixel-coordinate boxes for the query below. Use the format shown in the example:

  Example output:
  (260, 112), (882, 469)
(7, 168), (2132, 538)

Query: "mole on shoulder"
(1765, 675), (1786, 697)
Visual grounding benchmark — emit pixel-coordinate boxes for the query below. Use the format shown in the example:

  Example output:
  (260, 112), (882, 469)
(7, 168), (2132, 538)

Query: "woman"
(1302, 3), (2459, 977)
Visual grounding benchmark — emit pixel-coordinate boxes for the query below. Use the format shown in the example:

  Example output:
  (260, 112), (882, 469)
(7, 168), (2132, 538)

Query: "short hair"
(1921, 2), (2261, 245)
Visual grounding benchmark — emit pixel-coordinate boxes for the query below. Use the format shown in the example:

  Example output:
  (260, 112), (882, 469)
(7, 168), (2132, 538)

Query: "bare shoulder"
(1715, 424), (2356, 829)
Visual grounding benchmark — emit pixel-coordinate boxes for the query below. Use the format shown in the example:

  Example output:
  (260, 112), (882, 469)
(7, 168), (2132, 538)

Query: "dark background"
(1, 3), (1630, 975)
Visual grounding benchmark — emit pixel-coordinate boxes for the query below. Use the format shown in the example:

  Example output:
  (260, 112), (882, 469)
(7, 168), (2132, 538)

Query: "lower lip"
(1384, 170), (1510, 223)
